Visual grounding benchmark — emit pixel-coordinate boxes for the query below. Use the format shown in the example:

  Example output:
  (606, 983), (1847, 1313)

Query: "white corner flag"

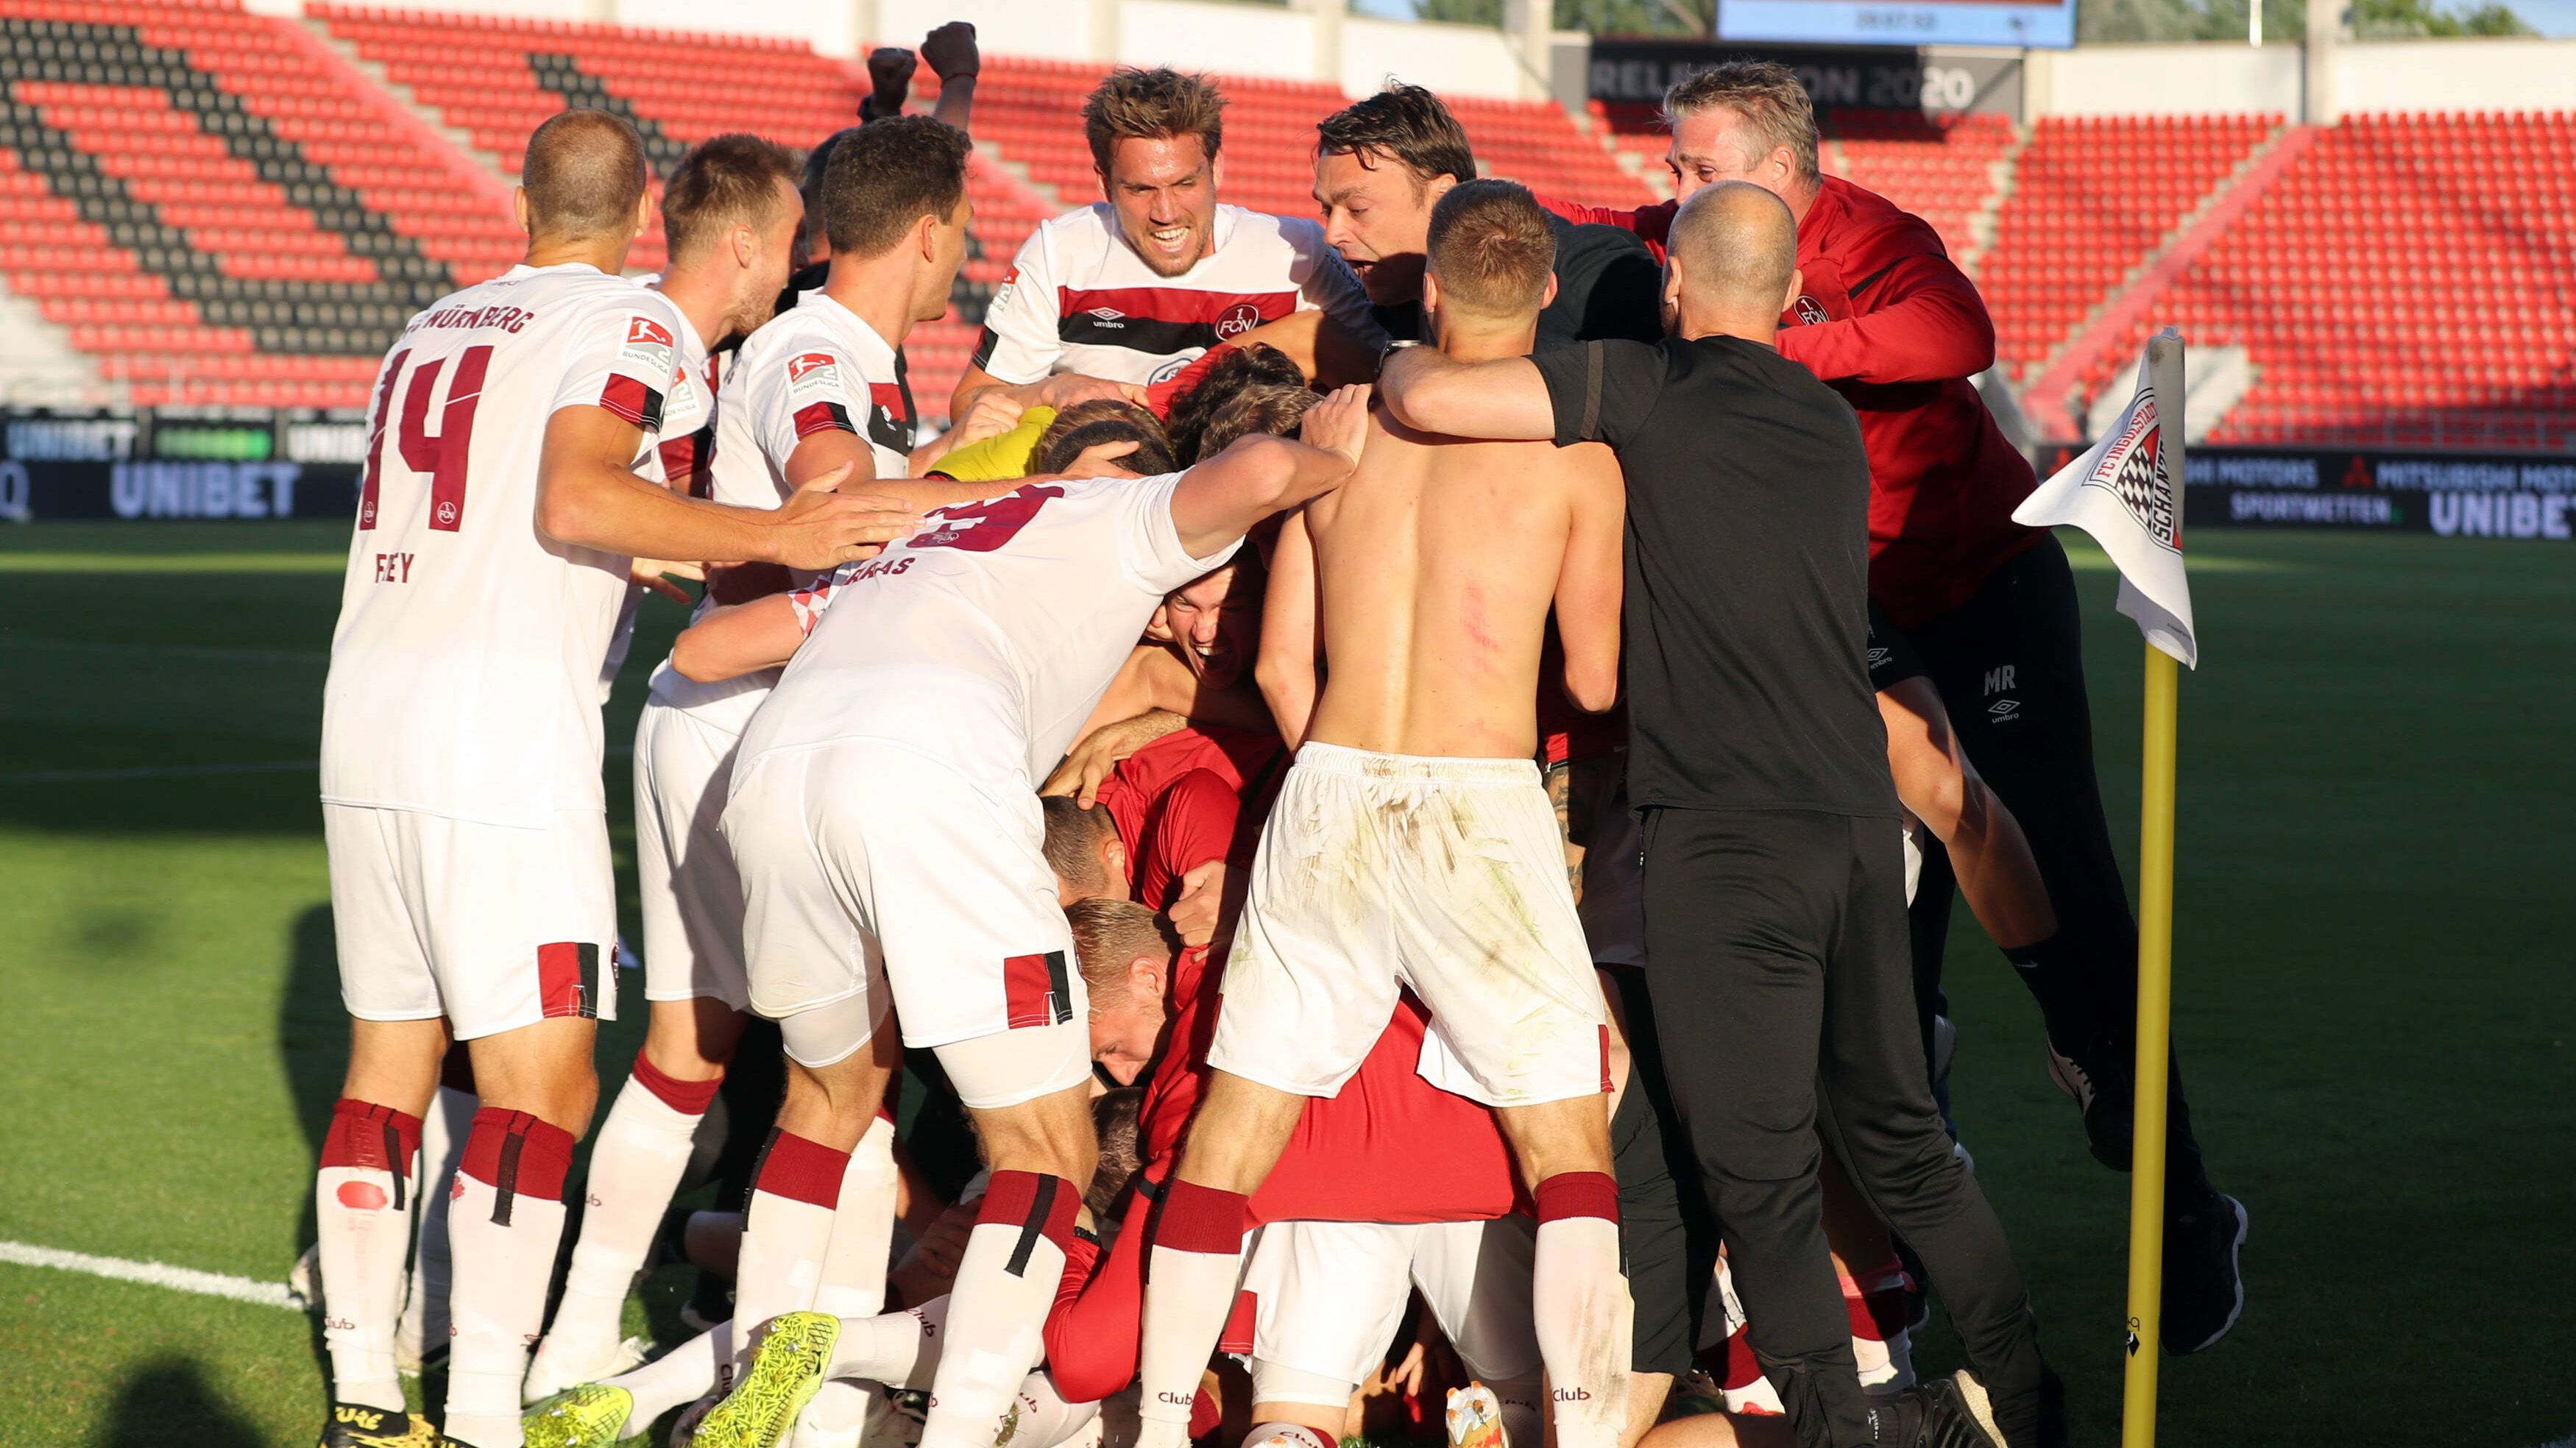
(2013, 328), (2196, 667)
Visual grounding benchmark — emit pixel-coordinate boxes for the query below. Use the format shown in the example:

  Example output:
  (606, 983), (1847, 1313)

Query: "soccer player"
(1376, 180), (2064, 1448)
(648, 387), (1370, 1448)
(551, 116), (1020, 1445)
(1312, 85), (1661, 349)
(1133, 180), (1630, 1448)
(951, 67), (1378, 414)
(312, 109), (912, 1448)
(521, 130), (812, 1401)
(1545, 63), (2246, 1347)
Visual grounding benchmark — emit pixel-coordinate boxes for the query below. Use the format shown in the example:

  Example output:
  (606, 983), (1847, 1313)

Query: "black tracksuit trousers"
(1641, 806), (2045, 1448)
(1903, 533), (2214, 1203)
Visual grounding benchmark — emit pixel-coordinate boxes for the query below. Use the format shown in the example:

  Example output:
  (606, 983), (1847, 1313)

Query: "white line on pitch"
(1, 743), (640, 785)
(0, 1240), (302, 1311)
(0, 759), (316, 784)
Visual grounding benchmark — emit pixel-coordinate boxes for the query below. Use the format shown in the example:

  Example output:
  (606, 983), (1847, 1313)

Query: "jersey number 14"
(360, 344), (492, 533)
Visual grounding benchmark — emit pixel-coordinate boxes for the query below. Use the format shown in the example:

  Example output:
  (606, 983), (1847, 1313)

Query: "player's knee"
(967, 1084), (1099, 1184)
(641, 997), (742, 1078)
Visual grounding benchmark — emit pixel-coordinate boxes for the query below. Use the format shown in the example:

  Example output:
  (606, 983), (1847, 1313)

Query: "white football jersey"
(601, 298), (714, 699)
(736, 472), (1239, 786)
(643, 291), (914, 731)
(322, 262), (692, 826)
(971, 204), (1378, 386)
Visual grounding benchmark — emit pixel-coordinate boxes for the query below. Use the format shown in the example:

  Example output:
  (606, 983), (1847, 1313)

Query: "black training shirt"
(1532, 334), (1897, 818)
(1374, 214), (1664, 350)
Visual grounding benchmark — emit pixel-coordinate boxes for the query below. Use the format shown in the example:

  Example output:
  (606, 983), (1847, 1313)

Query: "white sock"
(795, 1379), (880, 1448)
(826, 1298), (950, 1388)
(997, 1372), (1101, 1448)
(399, 1085), (474, 1369)
(919, 1172), (1077, 1448)
(1487, 1370), (1546, 1448)
(793, 1120), (902, 1446)
(1531, 1198), (1630, 1448)
(733, 1130), (852, 1376)
(445, 1110), (576, 1448)
(601, 1321), (730, 1437)
(538, 1060), (716, 1377)
(815, 1117), (900, 1319)
(1133, 1182), (1252, 1448)
(317, 1099), (422, 1412)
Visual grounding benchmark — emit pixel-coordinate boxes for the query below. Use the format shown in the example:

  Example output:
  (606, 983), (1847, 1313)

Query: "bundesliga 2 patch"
(787, 350), (843, 397)
(788, 351), (855, 439)
(618, 315), (676, 375)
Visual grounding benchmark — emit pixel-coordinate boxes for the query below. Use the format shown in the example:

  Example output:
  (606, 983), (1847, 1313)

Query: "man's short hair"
(1035, 400), (1179, 477)
(1195, 380), (1317, 462)
(1663, 61), (1822, 188)
(823, 115), (972, 258)
(1064, 897), (1178, 1008)
(1426, 179), (1555, 319)
(1086, 1086), (1146, 1219)
(1314, 84), (1476, 188)
(662, 133), (799, 262)
(521, 109), (648, 240)
(801, 126), (862, 219)
(1083, 68), (1225, 173)
(1041, 795), (1122, 899)
(1167, 343), (1308, 465)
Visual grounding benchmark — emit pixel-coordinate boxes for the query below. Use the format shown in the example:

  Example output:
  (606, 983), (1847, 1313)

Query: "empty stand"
(1828, 109), (2014, 263)
(0, 0), (486, 408)
(3, 2), (2566, 444)
(317, 4), (1083, 406)
(2081, 110), (2576, 450)
(1979, 113), (2275, 380)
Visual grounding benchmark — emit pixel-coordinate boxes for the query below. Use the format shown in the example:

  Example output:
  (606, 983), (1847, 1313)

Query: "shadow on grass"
(91, 1357), (263, 1448)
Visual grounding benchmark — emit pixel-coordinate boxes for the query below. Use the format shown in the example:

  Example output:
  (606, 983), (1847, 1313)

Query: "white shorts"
(634, 699), (750, 1009)
(1242, 1217), (1540, 1399)
(724, 738), (1091, 1109)
(325, 803), (618, 1041)
(1210, 743), (1610, 1108)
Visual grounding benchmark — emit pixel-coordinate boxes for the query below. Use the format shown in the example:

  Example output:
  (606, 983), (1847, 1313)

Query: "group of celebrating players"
(307, 32), (2249, 1448)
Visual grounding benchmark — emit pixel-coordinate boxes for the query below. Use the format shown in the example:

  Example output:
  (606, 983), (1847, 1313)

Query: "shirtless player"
(1133, 180), (1631, 1448)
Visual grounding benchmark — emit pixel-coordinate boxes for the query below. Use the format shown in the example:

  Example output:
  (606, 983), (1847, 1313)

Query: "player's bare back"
(1295, 403), (1623, 760)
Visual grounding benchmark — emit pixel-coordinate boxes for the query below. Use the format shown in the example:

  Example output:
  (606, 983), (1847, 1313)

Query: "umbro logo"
(1867, 647), (1891, 668)
(1988, 698), (2021, 723)
(1085, 307), (1126, 325)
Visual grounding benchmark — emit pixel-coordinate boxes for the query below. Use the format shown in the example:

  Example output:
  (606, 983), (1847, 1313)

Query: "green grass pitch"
(0, 519), (2569, 1447)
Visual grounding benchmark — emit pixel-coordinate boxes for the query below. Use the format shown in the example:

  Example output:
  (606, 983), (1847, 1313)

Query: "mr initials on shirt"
(372, 551), (416, 583)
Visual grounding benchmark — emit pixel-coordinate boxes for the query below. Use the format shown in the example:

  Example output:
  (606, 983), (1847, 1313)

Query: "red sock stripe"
(1534, 1171), (1620, 1224)
(980, 1170), (1081, 1246)
(459, 1107), (575, 1199)
(320, 1098), (424, 1176)
(629, 1051), (723, 1115)
(751, 1129), (850, 1210)
(1153, 1179), (1249, 1254)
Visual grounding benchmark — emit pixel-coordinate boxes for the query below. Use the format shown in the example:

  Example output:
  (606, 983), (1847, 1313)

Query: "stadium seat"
(1977, 113), (2278, 378)
(2075, 110), (2576, 450)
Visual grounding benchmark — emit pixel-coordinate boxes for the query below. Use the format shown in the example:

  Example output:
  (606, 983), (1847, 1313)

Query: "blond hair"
(1663, 61), (1821, 188)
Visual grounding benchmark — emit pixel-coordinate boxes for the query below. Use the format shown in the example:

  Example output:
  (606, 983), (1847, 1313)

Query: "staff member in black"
(1376, 181), (2063, 1448)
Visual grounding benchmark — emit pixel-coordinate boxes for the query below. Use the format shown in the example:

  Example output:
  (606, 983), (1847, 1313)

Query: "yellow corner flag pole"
(2121, 642), (2179, 1448)
(2120, 326), (2190, 1448)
